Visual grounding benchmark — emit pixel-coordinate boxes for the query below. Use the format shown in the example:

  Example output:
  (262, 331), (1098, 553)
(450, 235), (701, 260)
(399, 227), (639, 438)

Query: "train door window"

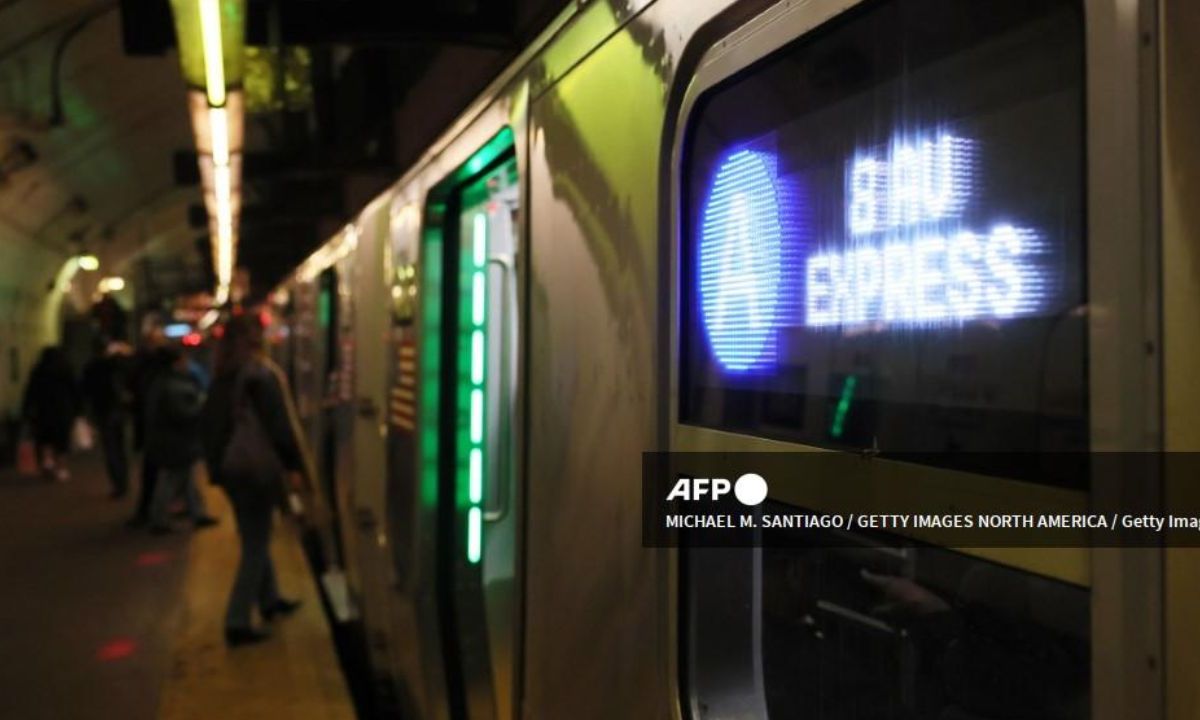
(676, 1), (1092, 718)
(679, 0), (1087, 465)
(317, 267), (345, 566)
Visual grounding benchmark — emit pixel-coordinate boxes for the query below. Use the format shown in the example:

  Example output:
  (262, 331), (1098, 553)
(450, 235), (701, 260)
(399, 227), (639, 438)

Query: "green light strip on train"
(469, 389), (484, 444)
(471, 330), (485, 384)
(472, 272), (486, 325)
(467, 507), (483, 565)
(466, 211), (487, 564)
(419, 220), (443, 509)
(830, 374), (857, 439)
(473, 214), (487, 266)
(469, 448), (483, 504)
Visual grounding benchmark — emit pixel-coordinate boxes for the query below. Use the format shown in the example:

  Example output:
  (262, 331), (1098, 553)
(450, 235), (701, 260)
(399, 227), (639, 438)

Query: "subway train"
(253, 0), (1200, 718)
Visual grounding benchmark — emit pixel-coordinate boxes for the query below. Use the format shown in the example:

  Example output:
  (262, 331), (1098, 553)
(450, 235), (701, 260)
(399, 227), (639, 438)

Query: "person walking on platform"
(204, 314), (304, 647)
(21, 346), (80, 482)
(82, 339), (133, 498)
(144, 345), (218, 534)
(127, 331), (170, 526)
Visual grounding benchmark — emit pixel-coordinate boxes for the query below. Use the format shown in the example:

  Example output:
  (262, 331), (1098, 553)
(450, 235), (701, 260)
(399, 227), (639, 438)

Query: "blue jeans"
(223, 484), (281, 630)
(150, 465), (208, 527)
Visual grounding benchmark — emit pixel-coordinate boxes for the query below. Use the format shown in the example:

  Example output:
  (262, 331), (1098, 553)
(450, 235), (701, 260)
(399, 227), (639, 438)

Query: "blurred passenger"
(21, 346), (80, 482)
(185, 348), (211, 391)
(127, 330), (169, 526)
(82, 338), (132, 498)
(144, 345), (217, 534)
(204, 314), (304, 647)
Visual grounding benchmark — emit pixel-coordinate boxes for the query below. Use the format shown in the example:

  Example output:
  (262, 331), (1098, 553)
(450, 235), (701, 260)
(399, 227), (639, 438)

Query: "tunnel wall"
(0, 230), (70, 420)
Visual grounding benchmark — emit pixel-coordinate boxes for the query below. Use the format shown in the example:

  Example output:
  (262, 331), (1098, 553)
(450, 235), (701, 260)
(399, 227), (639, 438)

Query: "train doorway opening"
(424, 127), (522, 720)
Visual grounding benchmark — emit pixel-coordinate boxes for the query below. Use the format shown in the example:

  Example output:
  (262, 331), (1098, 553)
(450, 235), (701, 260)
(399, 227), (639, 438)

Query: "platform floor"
(158, 478), (355, 720)
(0, 451), (355, 720)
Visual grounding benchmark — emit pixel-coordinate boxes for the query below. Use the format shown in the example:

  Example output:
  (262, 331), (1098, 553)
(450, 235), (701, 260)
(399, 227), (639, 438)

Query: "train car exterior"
(273, 0), (1200, 719)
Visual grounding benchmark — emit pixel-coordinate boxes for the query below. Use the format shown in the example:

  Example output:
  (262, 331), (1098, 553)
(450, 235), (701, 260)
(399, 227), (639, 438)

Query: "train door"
(456, 159), (520, 720)
(425, 130), (522, 720)
(668, 1), (1159, 719)
(291, 266), (350, 577)
(315, 267), (345, 567)
(289, 279), (319, 465)
(285, 274), (344, 573)
(331, 233), (362, 601)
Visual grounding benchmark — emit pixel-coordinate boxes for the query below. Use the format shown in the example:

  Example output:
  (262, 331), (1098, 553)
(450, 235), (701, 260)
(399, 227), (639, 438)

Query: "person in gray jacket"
(144, 345), (217, 534)
(203, 314), (304, 647)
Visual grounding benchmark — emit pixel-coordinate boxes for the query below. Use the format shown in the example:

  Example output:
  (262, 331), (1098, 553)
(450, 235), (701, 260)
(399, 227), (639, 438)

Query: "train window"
(679, 0), (1087, 458)
(687, 518), (1089, 720)
(761, 542), (1088, 719)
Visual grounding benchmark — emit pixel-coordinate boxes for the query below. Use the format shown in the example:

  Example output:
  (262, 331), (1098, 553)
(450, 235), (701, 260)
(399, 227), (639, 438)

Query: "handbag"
(71, 417), (95, 452)
(220, 366), (284, 490)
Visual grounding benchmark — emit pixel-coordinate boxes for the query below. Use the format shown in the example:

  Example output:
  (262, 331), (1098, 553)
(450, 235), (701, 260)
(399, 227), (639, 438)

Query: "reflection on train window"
(679, 0), (1087, 458)
(759, 516), (1089, 719)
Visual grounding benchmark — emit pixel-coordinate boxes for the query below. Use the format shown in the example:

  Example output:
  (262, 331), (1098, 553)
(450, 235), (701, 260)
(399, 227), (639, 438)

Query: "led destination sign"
(808, 131), (1049, 327)
(698, 149), (788, 372)
(807, 223), (1043, 326)
(846, 132), (974, 235)
(698, 128), (1056, 371)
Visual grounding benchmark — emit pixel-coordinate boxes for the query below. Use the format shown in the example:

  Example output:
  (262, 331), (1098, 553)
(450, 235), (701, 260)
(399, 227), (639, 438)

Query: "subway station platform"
(0, 453), (355, 720)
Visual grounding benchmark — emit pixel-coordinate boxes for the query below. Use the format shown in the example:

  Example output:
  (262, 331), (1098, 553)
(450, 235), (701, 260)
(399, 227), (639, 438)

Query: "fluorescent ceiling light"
(198, 0), (226, 106)
(213, 163), (231, 219)
(209, 106), (229, 165)
(198, 309), (220, 329)
(98, 276), (126, 293)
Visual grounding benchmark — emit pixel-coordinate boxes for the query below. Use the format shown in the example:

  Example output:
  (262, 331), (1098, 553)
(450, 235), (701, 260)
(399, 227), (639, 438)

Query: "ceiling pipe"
(48, 1), (120, 127)
(0, 1), (115, 133)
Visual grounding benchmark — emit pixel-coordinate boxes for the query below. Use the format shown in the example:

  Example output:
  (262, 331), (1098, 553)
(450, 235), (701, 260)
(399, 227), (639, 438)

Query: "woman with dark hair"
(203, 313), (304, 647)
(21, 346), (81, 482)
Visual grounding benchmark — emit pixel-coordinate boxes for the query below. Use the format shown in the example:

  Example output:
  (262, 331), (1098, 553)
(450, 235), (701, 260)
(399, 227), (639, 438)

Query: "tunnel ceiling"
(0, 0), (567, 310)
(0, 0), (200, 303)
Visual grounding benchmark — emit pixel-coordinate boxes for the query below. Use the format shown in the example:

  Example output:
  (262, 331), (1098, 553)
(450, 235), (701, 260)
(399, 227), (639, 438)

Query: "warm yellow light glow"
(215, 226), (233, 287)
(215, 284), (230, 306)
(198, 309), (220, 329)
(98, 276), (126, 293)
(188, 90), (244, 159)
(209, 106), (229, 165)
(55, 258), (81, 292)
(213, 163), (231, 219)
(198, 0), (226, 107)
(207, 156), (236, 291)
(77, 254), (100, 271)
(295, 224), (358, 282)
(183, 3), (242, 300)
